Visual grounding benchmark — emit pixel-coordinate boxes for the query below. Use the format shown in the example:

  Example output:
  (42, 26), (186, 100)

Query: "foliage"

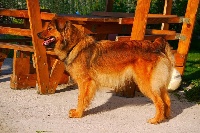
(113, 0), (137, 13)
(184, 80), (200, 104)
(182, 47), (200, 103)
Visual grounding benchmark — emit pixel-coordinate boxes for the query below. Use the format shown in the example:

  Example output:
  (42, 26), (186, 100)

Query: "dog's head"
(38, 16), (86, 60)
(37, 16), (70, 48)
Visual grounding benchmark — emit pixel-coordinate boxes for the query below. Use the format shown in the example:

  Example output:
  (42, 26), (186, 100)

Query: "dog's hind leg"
(147, 91), (165, 124)
(161, 88), (171, 119)
(138, 84), (165, 124)
(69, 79), (97, 118)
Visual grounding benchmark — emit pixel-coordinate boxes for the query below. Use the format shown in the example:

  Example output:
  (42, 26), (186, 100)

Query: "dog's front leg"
(69, 79), (97, 118)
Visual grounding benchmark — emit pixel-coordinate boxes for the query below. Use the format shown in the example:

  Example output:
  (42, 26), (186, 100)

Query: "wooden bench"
(0, 1), (68, 94)
(0, 0), (199, 96)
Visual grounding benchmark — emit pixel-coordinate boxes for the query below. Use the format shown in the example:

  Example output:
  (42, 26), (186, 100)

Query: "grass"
(181, 38), (200, 103)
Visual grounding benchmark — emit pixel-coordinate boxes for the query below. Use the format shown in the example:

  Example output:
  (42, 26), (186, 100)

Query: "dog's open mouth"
(43, 36), (56, 46)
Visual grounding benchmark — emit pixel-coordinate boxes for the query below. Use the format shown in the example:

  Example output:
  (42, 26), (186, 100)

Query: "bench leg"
(0, 49), (9, 73)
(10, 50), (36, 89)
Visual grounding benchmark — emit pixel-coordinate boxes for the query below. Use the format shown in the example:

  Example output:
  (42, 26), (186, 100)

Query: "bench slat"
(0, 26), (31, 37)
(0, 42), (34, 52)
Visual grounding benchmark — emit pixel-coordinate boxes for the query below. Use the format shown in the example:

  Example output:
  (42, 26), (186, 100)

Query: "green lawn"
(182, 39), (200, 103)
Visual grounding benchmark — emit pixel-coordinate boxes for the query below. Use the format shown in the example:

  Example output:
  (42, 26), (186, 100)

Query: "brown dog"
(38, 17), (174, 124)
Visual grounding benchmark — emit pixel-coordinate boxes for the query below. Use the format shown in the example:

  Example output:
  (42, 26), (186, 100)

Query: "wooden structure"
(0, 0), (199, 95)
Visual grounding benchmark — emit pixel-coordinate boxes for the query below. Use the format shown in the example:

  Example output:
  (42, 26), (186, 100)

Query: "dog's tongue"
(43, 37), (55, 46)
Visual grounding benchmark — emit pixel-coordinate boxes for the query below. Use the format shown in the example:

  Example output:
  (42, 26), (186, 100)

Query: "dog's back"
(86, 37), (174, 89)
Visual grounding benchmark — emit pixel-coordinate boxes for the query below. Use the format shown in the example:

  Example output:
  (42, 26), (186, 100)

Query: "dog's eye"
(47, 27), (52, 31)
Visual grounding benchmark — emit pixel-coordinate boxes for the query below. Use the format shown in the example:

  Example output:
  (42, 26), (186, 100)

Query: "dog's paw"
(147, 117), (165, 124)
(147, 118), (159, 124)
(69, 109), (82, 118)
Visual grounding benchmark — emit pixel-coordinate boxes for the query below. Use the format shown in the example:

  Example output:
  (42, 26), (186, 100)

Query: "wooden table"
(0, 0), (199, 95)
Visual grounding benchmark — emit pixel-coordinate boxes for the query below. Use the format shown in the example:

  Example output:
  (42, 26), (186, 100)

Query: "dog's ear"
(54, 17), (67, 32)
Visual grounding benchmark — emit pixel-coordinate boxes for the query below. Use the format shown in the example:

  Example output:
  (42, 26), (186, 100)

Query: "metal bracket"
(16, 50), (21, 58)
(179, 17), (190, 24)
(175, 34), (186, 41)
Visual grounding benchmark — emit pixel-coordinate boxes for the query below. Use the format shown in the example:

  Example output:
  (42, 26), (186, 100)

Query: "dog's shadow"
(85, 91), (151, 116)
(57, 85), (196, 120)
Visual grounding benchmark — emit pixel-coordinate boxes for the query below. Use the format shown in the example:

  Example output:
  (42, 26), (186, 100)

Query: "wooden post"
(176, 0), (200, 74)
(118, 0), (151, 98)
(131, 0), (151, 40)
(26, 0), (50, 94)
(105, 0), (114, 12)
(0, 49), (9, 73)
(48, 59), (66, 93)
(161, 0), (173, 30)
(10, 50), (36, 89)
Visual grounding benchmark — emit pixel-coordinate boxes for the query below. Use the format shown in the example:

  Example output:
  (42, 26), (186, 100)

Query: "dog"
(38, 16), (175, 124)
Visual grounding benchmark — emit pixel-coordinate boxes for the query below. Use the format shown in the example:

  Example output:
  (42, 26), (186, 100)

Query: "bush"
(184, 80), (200, 104)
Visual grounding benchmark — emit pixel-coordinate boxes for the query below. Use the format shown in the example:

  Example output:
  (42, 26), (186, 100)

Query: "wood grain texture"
(131, 0), (151, 40)
(26, 0), (50, 94)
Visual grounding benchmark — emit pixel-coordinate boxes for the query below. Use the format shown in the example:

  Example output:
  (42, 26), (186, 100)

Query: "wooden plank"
(41, 12), (55, 20)
(26, 0), (50, 94)
(0, 26), (31, 37)
(176, 0), (199, 75)
(177, 0), (199, 55)
(0, 9), (55, 20)
(0, 38), (31, 42)
(0, 42), (57, 56)
(10, 50), (34, 89)
(0, 9), (29, 18)
(131, 0), (151, 40)
(119, 16), (180, 25)
(0, 42), (34, 52)
(116, 34), (178, 41)
(48, 59), (66, 93)
(145, 29), (176, 35)
(105, 0), (114, 12)
(174, 53), (186, 67)
(161, 0), (173, 30)
(92, 11), (134, 18)
(0, 49), (9, 72)
(82, 22), (132, 34)
(10, 74), (37, 89)
(0, 24), (24, 28)
(12, 50), (30, 75)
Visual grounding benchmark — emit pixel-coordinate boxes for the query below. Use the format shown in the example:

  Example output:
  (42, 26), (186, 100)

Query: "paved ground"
(0, 58), (200, 133)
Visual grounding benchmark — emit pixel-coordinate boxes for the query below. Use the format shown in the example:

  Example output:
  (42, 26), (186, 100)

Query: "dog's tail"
(164, 40), (175, 67)
(153, 37), (175, 66)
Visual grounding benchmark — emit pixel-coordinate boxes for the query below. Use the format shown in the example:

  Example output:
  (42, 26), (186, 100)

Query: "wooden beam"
(116, 34), (178, 41)
(161, 0), (173, 30)
(0, 42), (34, 52)
(119, 15), (180, 25)
(105, 0), (114, 12)
(177, 0), (199, 55)
(48, 59), (66, 93)
(145, 29), (176, 35)
(131, 0), (151, 40)
(0, 38), (31, 42)
(26, 0), (50, 94)
(10, 50), (35, 89)
(176, 0), (199, 75)
(91, 11), (134, 18)
(82, 22), (132, 34)
(0, 26), (31, 37)
(0, 9), (55, 20)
